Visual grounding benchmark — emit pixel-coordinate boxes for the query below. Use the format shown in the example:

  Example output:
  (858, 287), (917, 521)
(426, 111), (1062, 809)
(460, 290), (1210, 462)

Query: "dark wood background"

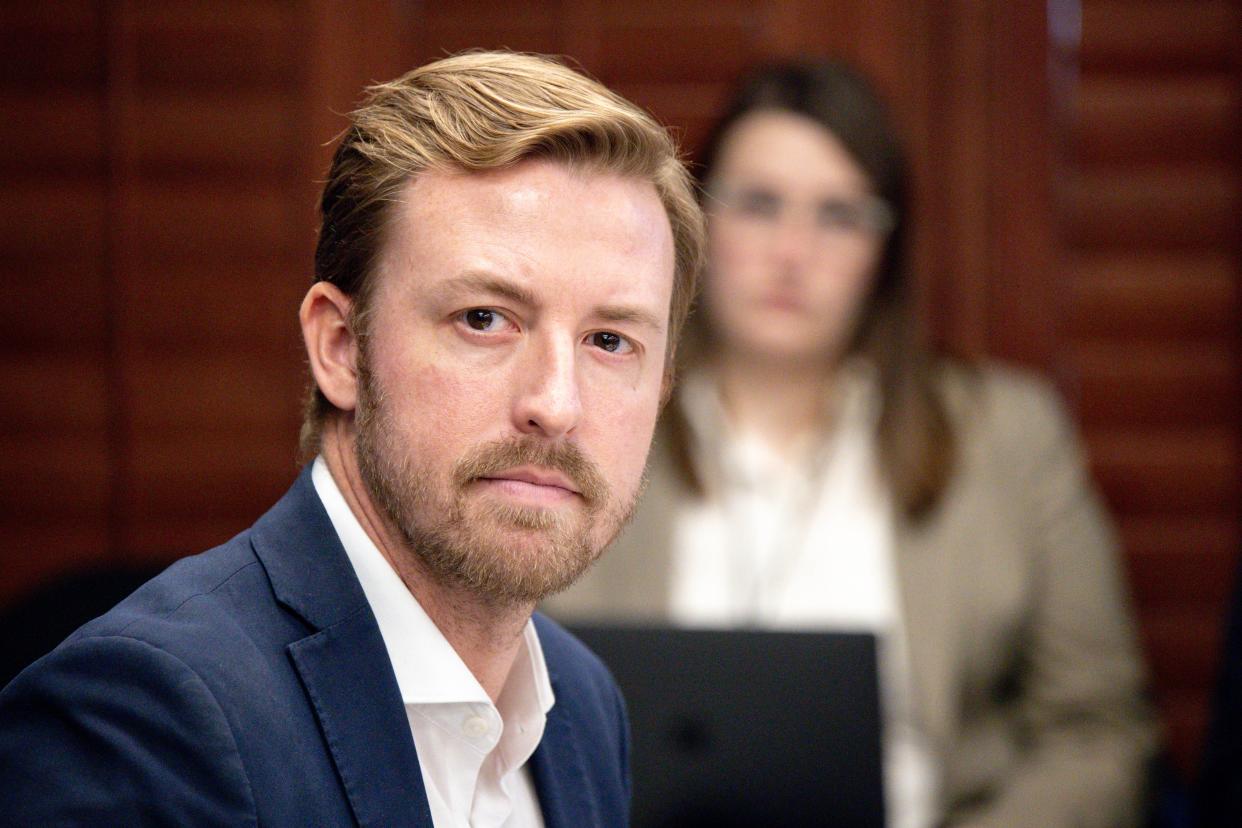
(1, 0), (1238, 778)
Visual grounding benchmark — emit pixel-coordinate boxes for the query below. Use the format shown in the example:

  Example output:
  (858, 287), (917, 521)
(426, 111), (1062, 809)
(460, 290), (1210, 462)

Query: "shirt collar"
(310, 456), (555, 717)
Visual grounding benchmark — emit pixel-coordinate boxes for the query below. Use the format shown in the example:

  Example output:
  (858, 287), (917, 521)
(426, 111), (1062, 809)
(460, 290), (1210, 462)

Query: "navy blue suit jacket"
(0, 467), (630, 826)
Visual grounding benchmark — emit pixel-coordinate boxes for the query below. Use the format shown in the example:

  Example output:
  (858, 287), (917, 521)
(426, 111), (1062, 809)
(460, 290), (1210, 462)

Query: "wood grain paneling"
(1143, 615), (1224, 764)
(0, 429), (110, 605)
(0, 523), (113, 602)
(1120, 514), (1240, 561)
(121, 182), (302, 261)
(1090, 428), (1239, 515)
(124, 354), (300, 433)
(1143, 610), (1227, 691)
(129, 2), (301, 94)
(0, 7), (106, 90)
(124, 432), (298, 522)
(595, 25), (756, 84)
(0, 92), (106, 174)
(106, 1), (309, 575)
(1127, 529), (1239, 608)
(1075, 344), (1238, 428)
(118, 259), (306, 349)
(1067, 166), (1238, 249)
(1077, 75), (1238, 164)
(1080, 0), (1238, 71)
(129, 93), (301, 177)
(608, 81), (734, 155)
(0, 1), (111, 599)
(0, 263), (108, 350)
(0, 1), (315, 601)
(1, 355), (108, 433)
(1066, 0), (1242, 773)
(0, 182), (106, 257)
(0, 435), (109, 517)
(1070, 254), (1237, 342)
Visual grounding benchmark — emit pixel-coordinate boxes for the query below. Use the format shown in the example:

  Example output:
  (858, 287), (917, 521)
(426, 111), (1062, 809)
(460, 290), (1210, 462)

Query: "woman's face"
(704, 110), (889, 365)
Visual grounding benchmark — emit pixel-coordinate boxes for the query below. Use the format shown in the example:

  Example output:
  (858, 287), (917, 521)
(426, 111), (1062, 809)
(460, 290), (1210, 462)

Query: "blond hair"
(301, 51), (704, 457)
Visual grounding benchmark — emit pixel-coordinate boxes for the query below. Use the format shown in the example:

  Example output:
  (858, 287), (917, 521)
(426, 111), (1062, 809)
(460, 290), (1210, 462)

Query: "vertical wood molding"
(103, 0), (137, 563)
(559, 0), (604, 71)
(906, 0), (1059, 374)
(925, 0), (994, 360)
(756, 0), (863, 61)
(987, 0), (1059, 376)
(304, 0), (406, 197)
(1233, 0), (1242, 540)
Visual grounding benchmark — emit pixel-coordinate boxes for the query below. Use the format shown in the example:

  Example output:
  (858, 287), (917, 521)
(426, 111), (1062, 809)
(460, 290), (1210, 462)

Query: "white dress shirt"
(667, 367), (938, 828)
(312, 457), (554, 828)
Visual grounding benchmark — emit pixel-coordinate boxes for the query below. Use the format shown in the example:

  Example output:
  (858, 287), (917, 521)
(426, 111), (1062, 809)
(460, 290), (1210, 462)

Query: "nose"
(769, 213), (817, 273)
(511, 334), (583, 440)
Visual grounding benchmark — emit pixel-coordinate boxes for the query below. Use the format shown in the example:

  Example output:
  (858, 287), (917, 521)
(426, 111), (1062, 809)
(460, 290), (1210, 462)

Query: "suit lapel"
(528, 675), (599, 828)
(895, 513), (962, 750)
(251, 467), (433, 828)
(288, 612), (433, 828)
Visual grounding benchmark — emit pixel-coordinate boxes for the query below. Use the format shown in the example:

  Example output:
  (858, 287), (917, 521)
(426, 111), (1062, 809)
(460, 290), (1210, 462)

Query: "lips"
(760, 293), (805, 312)
(453, 436), (606, 509)
(478, 466), (581, 495)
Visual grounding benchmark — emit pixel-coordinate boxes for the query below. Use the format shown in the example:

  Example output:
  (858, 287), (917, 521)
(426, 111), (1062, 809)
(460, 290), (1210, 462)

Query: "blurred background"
(0, 0), (1238, 787)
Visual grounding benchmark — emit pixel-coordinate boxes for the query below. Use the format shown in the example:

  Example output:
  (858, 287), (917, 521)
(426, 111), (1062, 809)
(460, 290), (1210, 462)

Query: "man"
(0, 51), (703, 826)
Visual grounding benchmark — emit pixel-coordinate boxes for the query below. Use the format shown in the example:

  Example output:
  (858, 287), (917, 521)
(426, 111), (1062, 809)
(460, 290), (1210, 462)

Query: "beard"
(353, 349), (640, 607)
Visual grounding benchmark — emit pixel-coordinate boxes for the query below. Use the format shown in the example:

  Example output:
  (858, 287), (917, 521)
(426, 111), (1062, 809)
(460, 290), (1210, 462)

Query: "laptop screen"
(568, 625), (885, 828)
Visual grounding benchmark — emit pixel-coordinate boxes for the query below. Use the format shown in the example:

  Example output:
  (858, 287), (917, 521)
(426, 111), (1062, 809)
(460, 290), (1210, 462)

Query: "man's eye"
(462, 308), (503, 331)
(590, 331), (632, 354)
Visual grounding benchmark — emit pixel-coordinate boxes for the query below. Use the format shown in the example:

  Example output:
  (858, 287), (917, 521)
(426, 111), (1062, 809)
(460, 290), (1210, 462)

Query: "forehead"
(713, 110), (870, 193)
(376, 159), (675, 309)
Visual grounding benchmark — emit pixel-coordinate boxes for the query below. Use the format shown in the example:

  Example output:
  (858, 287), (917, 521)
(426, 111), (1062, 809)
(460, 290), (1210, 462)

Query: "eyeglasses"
(706, 183), (896, 238)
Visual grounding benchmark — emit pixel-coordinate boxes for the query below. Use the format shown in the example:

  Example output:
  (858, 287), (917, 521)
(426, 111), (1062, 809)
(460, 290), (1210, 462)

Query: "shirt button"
(462, 715), (489, 738)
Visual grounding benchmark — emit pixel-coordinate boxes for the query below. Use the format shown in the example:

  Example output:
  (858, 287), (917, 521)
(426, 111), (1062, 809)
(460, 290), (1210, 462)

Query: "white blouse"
(667, 366), (938, 828)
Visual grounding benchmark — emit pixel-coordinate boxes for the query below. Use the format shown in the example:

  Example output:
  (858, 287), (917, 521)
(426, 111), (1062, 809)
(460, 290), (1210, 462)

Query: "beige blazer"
(545, 364), (1157, 827)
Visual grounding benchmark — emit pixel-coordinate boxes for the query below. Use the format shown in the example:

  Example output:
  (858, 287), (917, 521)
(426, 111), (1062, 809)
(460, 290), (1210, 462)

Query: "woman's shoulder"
(928, 358), (1091, 498)
(934, 358), (1075, 443)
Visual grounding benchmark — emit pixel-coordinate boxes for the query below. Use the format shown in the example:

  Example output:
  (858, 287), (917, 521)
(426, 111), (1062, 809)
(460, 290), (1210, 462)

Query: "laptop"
(567, 625), (885, 828)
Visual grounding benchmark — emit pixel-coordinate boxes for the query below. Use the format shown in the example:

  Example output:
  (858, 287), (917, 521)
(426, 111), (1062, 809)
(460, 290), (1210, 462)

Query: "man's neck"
(317, 418), (532, 702)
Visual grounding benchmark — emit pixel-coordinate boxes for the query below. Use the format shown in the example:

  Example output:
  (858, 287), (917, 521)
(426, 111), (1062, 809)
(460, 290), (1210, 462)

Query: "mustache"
(453, 436), (609, 509)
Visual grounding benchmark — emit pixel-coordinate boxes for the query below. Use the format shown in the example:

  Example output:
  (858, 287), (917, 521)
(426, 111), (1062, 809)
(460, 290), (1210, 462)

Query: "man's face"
(354, 159), (675, 605)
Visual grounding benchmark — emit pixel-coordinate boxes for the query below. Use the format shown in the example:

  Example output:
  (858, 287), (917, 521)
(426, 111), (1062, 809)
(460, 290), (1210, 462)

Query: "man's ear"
(300, 282), (359, 414)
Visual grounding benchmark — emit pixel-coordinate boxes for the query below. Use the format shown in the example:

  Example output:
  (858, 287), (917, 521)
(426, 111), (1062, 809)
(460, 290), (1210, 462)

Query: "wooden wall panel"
(0, 1), (320, 593)
(1070, 254), (1237, 342)
(1081, 0), (1238, 70)
(1063, 0), (1242, 774)
(1067, 168), (1237, 248)
(1077, 75), (1236, 163)
(109, 1), (309, 564)
(0, 2), (111, 603)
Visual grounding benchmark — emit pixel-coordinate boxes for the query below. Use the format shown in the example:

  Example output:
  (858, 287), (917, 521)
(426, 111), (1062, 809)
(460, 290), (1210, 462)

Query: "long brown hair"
(670, 60), (954, 521)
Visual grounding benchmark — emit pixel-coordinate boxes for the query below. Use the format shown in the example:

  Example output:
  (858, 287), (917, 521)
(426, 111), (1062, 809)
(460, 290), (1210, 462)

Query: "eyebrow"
(437, 271), (667, 334)
(594, 304), (666, 334)
(435, 272), (537, 307)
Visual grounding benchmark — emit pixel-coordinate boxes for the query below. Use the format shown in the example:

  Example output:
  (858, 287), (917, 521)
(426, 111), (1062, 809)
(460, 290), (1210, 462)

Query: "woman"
(545, 61), (1155, 827)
